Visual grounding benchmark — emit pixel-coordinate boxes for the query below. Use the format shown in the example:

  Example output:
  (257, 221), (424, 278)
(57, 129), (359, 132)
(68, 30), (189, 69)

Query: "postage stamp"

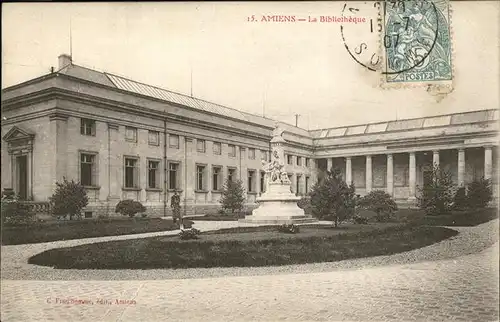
(380, 0), (453, 88)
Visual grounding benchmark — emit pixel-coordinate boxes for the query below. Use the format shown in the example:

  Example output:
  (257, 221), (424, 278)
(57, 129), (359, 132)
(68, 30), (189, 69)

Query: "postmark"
(381, 0), (453, 88)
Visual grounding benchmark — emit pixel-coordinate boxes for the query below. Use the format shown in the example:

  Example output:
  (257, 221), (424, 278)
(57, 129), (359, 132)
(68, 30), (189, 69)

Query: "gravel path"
(1, 219), (497, 280)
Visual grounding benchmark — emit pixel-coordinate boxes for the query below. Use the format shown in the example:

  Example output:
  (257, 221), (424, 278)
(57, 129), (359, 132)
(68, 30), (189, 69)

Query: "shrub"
(309, 168), (357, 227)
(417, 166), (455, 215)
(297, 196), (312, 214)
(1, 189), (35, 225)
(220, 179), (245, 213)
(179, 227), (201, 240)
(115, 200), (146, 218)
(49, 178), (89, 220)
(358, 190), (398, 222)
(277, 224), (300, 234)
(453, 187), (468, 210)
(467, 178), (493, 209)
(352, 215), (369, 224)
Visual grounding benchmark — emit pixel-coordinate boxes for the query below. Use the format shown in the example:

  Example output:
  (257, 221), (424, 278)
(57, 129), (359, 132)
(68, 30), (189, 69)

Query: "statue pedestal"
(239, 182), (317, 225)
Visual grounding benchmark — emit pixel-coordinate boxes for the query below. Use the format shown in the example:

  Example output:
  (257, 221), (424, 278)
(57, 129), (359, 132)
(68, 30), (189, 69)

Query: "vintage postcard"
(1, 1), (498, 322)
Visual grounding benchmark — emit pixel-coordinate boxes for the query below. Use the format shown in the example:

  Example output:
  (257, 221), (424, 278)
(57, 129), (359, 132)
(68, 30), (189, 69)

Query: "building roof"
(309, 109), (499, 139)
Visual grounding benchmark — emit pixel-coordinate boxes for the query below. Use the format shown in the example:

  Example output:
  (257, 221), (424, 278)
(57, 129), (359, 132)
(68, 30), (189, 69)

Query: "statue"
(271, 123), (285, 143)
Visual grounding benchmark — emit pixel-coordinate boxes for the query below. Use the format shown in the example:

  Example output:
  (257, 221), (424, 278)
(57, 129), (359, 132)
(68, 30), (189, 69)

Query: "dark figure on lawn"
(171, 191), (181, 223)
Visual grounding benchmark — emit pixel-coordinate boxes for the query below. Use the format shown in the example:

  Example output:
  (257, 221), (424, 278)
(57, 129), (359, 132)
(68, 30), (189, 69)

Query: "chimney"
(58, 54), (72, 70)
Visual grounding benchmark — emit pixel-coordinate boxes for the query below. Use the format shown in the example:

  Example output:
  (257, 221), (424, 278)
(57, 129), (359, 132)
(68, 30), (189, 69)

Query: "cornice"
(48, 111), (70, 121)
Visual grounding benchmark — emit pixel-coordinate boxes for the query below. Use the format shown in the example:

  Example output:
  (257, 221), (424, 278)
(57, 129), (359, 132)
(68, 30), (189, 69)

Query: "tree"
(417, 165), (454, 215)
(453, 186), (467, 210)
(220, 179), (246, 213)
(358, 190), (398, 222)
(115, 200), (146, 218)
(49, 177), (89, 220)
(467, 177), (493, 209)
(309, 168), (357, 227)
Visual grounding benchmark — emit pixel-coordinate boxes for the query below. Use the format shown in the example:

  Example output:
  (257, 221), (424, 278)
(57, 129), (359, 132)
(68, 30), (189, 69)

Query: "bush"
(115, 200), (146, 218)
(49, 178), (89, 220)
(467, 178), (493, 209)
(358, 190), (398, 222)
(277, 224), (300, 234)
(1, 190), (35, 226)
(220, 179), (245, 213)
(309, 168), (357, 227)
(417, 166), (455, 215)
(352, 215), (369, 224)
(453, 187), (467, 210)
(297, 197), (312, 214)
(179, 228), (201, 240)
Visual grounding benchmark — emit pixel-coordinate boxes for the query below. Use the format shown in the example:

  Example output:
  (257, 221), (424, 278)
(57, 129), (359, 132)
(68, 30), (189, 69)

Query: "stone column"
(386, 154), (394, 197)
(327, 158), (333, 172)
(107, 123), (121, 200)
(458, 148), (465, 186)
(183, 137), (195, 216)
(345, 157), (352, 185)
(366, 155), (372, 193)
(408, 152), (416, 200)
(484, 146), (493, 180)
(432, 150), (440, 168)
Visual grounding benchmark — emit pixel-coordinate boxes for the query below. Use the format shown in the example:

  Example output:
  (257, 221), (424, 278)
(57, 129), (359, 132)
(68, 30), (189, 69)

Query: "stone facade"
(1, 55), (498, 218)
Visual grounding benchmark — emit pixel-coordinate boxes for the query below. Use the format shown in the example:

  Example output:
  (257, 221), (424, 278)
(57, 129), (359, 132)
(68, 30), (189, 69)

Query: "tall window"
(196, 165), (206, 190)
(168, 162), (180, 190)
(124, 158), (139, 188)
(296, 175), (301, 195)
(212, 166), (222, 190)
(169, 134), (179, 148)
(125, 127), (137, 143)
(248, 170), (255, 192)
(80, 119), (96, 136)
(147, 160), (160, 189)
(228, 145), (236, 157)
(305, 158), (310, 167)
(261, 150), (268, 161)
(287, 155), (293, 165)
(213, 142), (222, 155)
(148, 131), (159, 146)
(80, 153), (97, 186)
(197, 139), (206, 153)
(297, 157), (302, 166)
(248, 148), (256, 160)
(228, 168), (236, 182)
(260, 171), (266, 193)
(305, 177), (310, 193)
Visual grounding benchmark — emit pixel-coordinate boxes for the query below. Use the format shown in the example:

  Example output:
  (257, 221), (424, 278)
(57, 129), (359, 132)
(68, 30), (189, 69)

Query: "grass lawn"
(1, 217), (193, 245)
(28, 223), (457, 269)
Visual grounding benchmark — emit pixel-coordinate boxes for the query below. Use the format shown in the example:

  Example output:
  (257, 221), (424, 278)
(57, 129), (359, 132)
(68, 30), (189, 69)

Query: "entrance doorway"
(16, 155), (28, 200)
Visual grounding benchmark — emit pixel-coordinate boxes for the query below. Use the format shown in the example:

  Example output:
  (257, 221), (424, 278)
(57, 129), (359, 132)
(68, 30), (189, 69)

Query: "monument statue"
(240, 122), (317, 224)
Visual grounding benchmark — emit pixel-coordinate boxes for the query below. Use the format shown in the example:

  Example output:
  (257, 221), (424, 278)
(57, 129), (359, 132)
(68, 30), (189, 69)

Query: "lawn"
(28, 223), (457, 269)
(1, 217), (193, 245)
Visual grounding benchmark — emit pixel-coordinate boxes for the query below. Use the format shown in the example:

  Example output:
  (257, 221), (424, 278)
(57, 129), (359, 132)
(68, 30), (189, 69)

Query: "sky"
(2, 1), (499, 130)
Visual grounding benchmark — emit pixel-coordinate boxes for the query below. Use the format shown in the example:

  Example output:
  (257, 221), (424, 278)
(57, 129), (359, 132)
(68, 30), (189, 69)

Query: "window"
(213, 142), (222, 155)
(80, 119), (96, 136)
(296, 175), (301, 195)
(169, 134), (179, 148)
(196, 165), (206, 190)
(287, 155), (293, 165)
(261, 150), (268, 161)
(124, 158), (139, 188)
(197, 139), (206, 153)
(148, 131), (159, 146)
(168, 162), (180, 190)
(80, 153), (97, 186)
(305, 177), (310, 193)
(260, 171), (266, 193)
(228, 145), (236, 157)
(297, 157), (302, 166)
(125, 127), (137, 142)
(212, 166), (222, 191)
(84, 211), (93, 219)
(147, 160), (160, 189)
(228, 168), (236, 182)
(248, 148), (256, 160)
(248, 170), (256, 192)
(305, 158), (310, 167)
